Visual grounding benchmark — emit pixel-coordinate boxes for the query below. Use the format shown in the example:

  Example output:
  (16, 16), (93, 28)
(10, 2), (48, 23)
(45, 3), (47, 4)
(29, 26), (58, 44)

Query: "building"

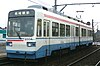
(0, 27), (6, 43)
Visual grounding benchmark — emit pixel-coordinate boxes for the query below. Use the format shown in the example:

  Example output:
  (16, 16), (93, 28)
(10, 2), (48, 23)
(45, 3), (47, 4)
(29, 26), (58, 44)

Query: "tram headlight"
(27, 42), (36, 47)
(6, 42), (12, 47)
(27, 43), (31, 47)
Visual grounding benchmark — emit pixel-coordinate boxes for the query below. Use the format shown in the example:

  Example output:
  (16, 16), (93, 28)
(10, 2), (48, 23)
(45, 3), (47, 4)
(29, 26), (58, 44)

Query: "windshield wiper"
(14, 28), (21, 39)
(15, 30), (21, 39)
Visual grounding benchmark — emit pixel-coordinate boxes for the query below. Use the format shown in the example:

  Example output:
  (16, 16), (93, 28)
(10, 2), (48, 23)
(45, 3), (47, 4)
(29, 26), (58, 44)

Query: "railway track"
(0, 57), (12, 65)
(1, 45), (100, 66)
(44, 45), (100, 66)
(67, 46), (100, 66)
(95, 61), (100, 66)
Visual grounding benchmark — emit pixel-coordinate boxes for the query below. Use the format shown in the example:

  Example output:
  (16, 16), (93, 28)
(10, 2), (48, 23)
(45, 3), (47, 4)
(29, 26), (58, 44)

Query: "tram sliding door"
(43, 19), (51, 55)
(70, 25), (76, 50)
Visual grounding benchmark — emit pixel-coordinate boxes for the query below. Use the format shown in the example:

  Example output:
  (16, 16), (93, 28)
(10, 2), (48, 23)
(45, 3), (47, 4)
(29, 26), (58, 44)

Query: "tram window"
(84, 29), (86, 36)
(66, 25), (70, 36)
(76, 27), (79, 36)
(71, 26), (75, 36)
(37, 19), (42, 36)
(81, 28), (83, 36)
(86, 29), (87, 36)
(60, 24), (65, 36)
(88, 30), (90, 36)
(52, 22), (59, 36)
(44, 22), (46, 36)
(47, 22), (49, 36)
(90, 30), (92, 36)
(81, 28), (86, 36)
(43, 19), (50, 37)
(88, 30), (92, 36)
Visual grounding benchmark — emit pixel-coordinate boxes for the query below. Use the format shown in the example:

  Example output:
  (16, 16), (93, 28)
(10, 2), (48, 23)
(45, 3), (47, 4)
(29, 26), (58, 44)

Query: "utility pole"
(54, 0), (57, 11)
(92, 19), (94, 42)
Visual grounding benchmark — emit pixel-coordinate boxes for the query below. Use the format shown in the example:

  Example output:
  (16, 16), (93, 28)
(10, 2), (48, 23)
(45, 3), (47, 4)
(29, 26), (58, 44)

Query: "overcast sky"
(1, 0), (100, 31)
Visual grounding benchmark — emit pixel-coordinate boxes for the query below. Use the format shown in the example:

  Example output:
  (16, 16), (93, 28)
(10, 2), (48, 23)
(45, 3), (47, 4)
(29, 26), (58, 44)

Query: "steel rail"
(0, 57), (12, 65)
(0, 62), (11, 65)
(67, 47), (100, 66)
(95, 61), (100, 66)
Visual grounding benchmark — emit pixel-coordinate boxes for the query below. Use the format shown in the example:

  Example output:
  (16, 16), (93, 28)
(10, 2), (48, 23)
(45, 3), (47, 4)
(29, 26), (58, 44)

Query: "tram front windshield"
(7, 16), (34, 37)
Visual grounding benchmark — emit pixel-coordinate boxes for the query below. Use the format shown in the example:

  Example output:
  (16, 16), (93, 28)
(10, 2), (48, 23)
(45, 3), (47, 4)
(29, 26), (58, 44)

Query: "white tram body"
(6, 5), (93, 59)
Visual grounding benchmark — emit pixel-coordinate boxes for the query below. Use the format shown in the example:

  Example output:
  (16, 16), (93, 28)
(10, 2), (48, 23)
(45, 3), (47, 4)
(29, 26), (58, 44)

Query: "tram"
(6, 5), (93, 59)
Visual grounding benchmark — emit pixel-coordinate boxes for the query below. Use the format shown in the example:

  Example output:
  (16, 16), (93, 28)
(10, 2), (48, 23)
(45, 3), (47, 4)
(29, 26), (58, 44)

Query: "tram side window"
(60, 24), (65, 36)
(43, 19), (50, 37)
(90, 30), (92, 36)
(76, 27), (79, 36)
(52, 22), (59, 36)
(88, 30), (92, 37)
(88, 30), (89, 36)
(37, 19), (42, 37)
(47, 22), (50, 36)
(88, 30), (90, 36)
(84, 29), (86, 36)
(81, 28), (86, 36)
(81, 28), (84, 36)
(44, 22), (46, 36)
(66, 25), (70, 36)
